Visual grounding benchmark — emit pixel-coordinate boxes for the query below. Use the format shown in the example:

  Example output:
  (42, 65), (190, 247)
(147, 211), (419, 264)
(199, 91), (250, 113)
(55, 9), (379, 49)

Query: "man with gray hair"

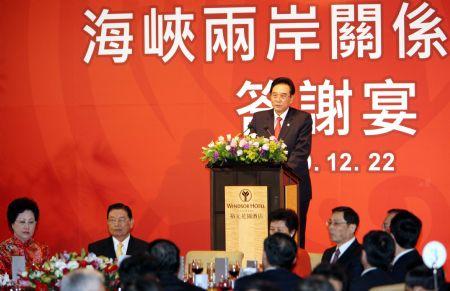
(61, 269), (105, 291)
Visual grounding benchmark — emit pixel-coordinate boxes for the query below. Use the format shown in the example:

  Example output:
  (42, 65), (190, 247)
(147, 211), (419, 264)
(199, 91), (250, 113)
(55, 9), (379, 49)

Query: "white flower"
(54, 261), (67, 270)
(226, 134), (232, 141)
(225, 145), (231, 151)
(237, 150), (243, 156)
(218, 136), (225, 142)
(250, 133), (257, 139)
(230, 139), (237, 147)
(239, 139), (247, 147)
(252, 142), (259, 147)
(86, 265), (94, 270)
(284, 150), (288, 155)
(281, 143), (287, 149)
(269, 136), (276, 141)
(208, 141), (215, 148)
(67, 260), (79, 270)
(262, 144), (269, 151)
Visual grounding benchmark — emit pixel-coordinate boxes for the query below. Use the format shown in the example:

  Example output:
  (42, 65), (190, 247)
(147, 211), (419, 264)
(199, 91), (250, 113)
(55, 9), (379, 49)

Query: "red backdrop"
(1, 0), (449, 273)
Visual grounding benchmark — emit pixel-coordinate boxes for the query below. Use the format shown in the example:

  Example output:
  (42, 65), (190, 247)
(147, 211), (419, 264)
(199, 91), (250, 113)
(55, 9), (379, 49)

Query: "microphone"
(243, 123), (254, 135)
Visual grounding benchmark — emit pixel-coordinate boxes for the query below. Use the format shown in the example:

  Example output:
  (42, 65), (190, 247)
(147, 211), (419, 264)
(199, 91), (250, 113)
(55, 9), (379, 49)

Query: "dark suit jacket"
(234, 268), (303, 291)
(322, 239), (363, 283)
(88, 236), (149, 259)
(350, 268), (395, 291)
(390, 249), (423, 283)
(158, 273), (204, 291)
(249, 108), (312, 201)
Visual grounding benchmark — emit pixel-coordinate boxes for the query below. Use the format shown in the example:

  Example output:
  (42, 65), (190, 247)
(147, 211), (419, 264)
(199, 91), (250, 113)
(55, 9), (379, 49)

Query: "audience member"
(235, 233), (303, 291)
(297, 276), (335, 291)
(382, 208), (404, 232)
(312, 263), (347, 291)
(350, 230), (395, 290)
(88, 203), (148, 259)
(147, 239), (203, 291)
(119, 253), (157, 289)
(61, 269), (105, 291)
(321, 206), (363, 283)
(234, 279), (281, 291)
(389, 210), (423, 283)
(0, 198), (49, 275)
(122, 276), (163, 291)
(269, 209), (312, 277)
(405, 265), (446, 291)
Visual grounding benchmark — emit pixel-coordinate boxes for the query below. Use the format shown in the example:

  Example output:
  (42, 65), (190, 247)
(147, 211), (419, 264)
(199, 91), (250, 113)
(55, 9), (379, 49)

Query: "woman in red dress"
(269, 209), (312, 278)
(0, 198), (49, 275)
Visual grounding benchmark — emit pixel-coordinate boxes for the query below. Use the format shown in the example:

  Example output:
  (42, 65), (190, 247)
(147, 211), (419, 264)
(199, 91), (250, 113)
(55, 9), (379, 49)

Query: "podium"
(209, 164), (300, 252)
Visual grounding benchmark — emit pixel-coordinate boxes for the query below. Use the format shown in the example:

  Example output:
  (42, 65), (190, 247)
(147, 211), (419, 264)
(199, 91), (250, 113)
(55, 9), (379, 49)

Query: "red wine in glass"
(192, 266), (204, 274)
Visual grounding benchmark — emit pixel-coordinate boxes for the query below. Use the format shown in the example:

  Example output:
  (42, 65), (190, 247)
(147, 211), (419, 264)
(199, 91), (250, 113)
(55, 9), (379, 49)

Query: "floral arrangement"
(17, 250), (119, 290)
(0, 273), (13, 288)
(201, 133), (288, 167)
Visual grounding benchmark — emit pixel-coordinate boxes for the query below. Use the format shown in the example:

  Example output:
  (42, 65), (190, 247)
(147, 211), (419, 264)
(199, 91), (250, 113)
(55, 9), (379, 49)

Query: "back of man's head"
(297, 276), (335, 291)
(61, 269), (105, 291)
(362, 230), (395, 270)
(148, 239), (180, 274)
(263, 233), (297, 270)
(405, 265), (445, 291)
(119, 253), (157, 288)
(312, 263), (347, 291)
(390, 210), (422, 249)
(332, 206), (359, 230)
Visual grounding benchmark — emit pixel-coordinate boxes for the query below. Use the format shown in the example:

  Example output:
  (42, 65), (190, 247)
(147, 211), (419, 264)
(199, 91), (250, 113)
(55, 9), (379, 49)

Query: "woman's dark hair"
(269, 208), (299, 234)
(7, 197), (40, 227)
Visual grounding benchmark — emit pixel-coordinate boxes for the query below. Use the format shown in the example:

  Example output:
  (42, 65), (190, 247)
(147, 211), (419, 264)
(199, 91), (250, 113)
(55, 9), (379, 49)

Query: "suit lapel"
(126, 236), (133, 256)
(278, 108), (293, 140)
(337, 240), (359, 264)
(108, 237), (116, 259)
(264, 110), (275, 137)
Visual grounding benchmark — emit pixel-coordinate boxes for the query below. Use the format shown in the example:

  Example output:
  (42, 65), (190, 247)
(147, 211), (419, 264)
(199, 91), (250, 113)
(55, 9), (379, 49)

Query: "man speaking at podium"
(248, 77), (312, 248)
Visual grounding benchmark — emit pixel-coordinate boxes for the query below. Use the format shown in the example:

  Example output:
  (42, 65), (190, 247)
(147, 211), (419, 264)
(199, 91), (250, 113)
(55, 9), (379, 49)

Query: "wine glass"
(206, 262), (215, 282)
(228, 261), (240, 279)
(191, 259), (204, 275)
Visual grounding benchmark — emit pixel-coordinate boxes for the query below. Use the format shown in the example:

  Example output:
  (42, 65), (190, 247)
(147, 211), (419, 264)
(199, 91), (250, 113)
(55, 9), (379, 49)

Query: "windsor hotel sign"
(225, 186), (268, 262)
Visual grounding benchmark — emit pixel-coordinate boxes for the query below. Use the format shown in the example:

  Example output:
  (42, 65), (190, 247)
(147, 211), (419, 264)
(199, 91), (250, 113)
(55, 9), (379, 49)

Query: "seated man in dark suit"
(147, 239), (203, 291)
(405, 265), (447, 291)
(389, 210), (424, 283)
(235, 233), (303, 291)
(321, 206), (363, 284)
(350, 230), (395, 291)
(88, 203), (148, 259)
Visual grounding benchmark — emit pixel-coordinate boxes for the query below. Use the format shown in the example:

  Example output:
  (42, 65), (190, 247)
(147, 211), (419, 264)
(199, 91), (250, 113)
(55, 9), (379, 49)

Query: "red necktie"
(274, 117), (282, 138)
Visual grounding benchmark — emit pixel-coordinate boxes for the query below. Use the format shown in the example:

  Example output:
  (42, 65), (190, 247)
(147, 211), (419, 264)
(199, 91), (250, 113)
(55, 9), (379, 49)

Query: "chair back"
(308, 252), (323, 270)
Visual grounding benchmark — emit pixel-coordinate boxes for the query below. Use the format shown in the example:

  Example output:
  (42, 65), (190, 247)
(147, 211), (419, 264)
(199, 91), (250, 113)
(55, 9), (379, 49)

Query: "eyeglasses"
(270, 93), (291, 100)
(326, 220), (348, 227)
(15, 220), (36, 226)
(108, 218), (129, 224)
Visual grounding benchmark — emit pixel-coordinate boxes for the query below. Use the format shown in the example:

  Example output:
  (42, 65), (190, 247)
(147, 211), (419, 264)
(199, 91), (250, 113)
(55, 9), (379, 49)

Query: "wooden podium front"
(210, 164), (300, 257)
